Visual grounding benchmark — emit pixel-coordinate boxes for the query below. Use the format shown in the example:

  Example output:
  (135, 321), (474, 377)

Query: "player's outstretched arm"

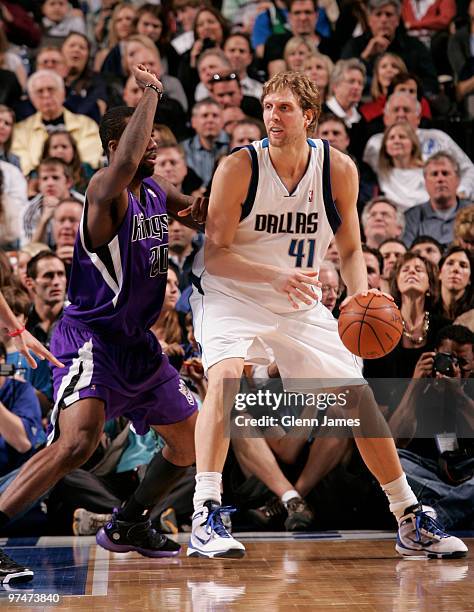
(88, 64), (163, 207)
(0, 292), (63, 368)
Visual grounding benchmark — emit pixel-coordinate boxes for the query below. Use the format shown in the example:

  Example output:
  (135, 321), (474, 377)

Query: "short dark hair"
(27, 251), (64, 280)
(38, 157), (72, 179)
(99, 106), (135, 157)
(410, 235), (444, 254)
(318, 112), (348, 133)
(362, 244), (383, 274)
(379, 237), (407, 250)
(436, 325), (474, 349)
(387, 72), (424, 101)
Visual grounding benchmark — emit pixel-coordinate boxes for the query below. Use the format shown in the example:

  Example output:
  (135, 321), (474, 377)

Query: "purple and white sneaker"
(96, 511), (181, 558)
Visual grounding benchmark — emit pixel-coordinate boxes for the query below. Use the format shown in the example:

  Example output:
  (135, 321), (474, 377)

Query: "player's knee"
(207, 361), (243, 393)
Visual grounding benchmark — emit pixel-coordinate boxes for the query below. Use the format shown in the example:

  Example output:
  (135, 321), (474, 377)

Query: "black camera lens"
(432, 352), (456, 377)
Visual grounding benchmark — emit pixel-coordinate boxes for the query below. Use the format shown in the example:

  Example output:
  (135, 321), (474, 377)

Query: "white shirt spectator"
(0, 160), (28, 248)
(377, 167), (429, 210)
(364, 128), (474, 200)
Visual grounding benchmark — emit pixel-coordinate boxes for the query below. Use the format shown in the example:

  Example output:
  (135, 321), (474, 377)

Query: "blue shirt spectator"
(0, 378), (46, 475)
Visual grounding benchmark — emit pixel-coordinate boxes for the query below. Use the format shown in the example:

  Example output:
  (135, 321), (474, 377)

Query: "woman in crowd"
(96, 2), (137, 73)
(151, 263), (186, 372)
(40, 131), (94, 195)
(0, 105), (19, 168)
(0, 27), (27, 89)
(61, 32), (108, 123)
(178, 6), (230, 106)
(303, 52), (334, 104)
(377, 121), (428, 209)
(283, 36), (314, 74)
(360, 53), (407, 122)
(135, 3), (180, 77)
(435, 246), (473, 321)
(364, 253), (447, 406)
(0, 158), (28, 250)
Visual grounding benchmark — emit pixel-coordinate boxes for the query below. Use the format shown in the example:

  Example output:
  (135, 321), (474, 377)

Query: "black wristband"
(145, 83), (163, 99)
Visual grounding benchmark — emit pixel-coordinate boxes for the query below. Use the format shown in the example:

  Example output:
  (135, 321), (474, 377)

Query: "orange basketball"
(338, 294), (403, 359)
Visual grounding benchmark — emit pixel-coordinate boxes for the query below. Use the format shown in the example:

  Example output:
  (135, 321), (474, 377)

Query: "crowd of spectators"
(0, 0), (473, 536)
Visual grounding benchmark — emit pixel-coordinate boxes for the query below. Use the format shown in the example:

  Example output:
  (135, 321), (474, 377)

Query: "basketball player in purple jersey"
(0, 65), (205, 584)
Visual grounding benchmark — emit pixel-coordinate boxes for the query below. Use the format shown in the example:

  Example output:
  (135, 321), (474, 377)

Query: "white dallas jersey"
(192, 138), (341, 314)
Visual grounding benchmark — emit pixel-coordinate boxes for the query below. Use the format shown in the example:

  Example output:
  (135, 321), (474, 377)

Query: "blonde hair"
(283, 36), (314, 68)
(153, 124), (177, 146)
(303, 52), (334, 102)
(262, 71), (321, 133)
(379, 121), (422, 174)
(109, 3), (137, 47)
(454, 204), (474, 243)
(371, 52), (407, 100)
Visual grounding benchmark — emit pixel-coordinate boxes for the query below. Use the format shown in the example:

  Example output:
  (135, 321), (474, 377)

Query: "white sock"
(193, 472), (222, 512)
(381, 474), (418, 522)
(281, 489), (300, 507)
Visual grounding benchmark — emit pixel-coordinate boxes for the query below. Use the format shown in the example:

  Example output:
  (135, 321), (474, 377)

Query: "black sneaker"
(96, 512), (181, 558)
(247, 497), (286, 528)
(0, 549), (34, 584)
(284, 497), (314, 531)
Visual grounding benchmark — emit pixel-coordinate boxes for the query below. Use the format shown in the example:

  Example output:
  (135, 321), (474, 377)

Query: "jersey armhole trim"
(239, 144), (259, 222)
(322, 139), (342, 234)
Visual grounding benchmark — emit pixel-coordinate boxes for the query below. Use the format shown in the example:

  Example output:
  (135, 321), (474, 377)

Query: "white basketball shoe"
(187, 501), (245, 559)
(396, 504), (468, 559)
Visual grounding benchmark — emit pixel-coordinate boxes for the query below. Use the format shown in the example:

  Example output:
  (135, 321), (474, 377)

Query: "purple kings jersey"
(64, 177), (169, 340)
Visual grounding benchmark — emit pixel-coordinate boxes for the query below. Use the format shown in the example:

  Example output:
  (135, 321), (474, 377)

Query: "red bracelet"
(7, 326), (25, 337)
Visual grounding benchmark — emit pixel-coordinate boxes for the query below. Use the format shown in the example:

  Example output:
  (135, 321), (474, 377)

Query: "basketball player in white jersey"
(188, 72), (467, 560)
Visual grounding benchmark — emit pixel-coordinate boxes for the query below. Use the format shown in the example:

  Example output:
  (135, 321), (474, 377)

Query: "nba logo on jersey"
(308, 190), (313, 203)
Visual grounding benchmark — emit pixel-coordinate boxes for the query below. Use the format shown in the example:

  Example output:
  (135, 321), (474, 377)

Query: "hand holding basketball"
(338, 290), (402, 359)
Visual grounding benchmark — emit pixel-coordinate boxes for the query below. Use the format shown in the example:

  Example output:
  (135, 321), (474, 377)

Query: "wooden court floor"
(1, 533), (473, 611)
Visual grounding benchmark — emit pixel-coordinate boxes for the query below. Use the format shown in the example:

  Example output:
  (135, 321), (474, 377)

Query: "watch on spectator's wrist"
(145, 83), (163, 100)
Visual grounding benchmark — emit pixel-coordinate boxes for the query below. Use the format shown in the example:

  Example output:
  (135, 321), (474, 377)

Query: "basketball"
(338, 294), (403, 359)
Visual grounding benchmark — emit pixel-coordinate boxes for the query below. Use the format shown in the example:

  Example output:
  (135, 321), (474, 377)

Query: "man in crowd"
(410, 236), (444, 266)
(25, 252), (67, 349)
(363, 92), (474, 200)
(208, 71), (263, 121)
(403, 154), (471, 248)
(379, 238), (407, 292)
(223, 33), (263, 100)
(389, 325), (474, 531)
(263, 0), (333, 75)
(24, 157), (84, 246)
(11, 70), (102, 175)
(181, 98), (229, 186)
(51, 198), (83, 275)
(362, 245), (383, 290)
(323, 59), (367, 160)
(362, 197), (404, 249)
(341, 0), (438, 95)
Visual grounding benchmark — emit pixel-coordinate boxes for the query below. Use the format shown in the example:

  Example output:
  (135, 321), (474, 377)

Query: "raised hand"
(131, 63), (163, 92)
